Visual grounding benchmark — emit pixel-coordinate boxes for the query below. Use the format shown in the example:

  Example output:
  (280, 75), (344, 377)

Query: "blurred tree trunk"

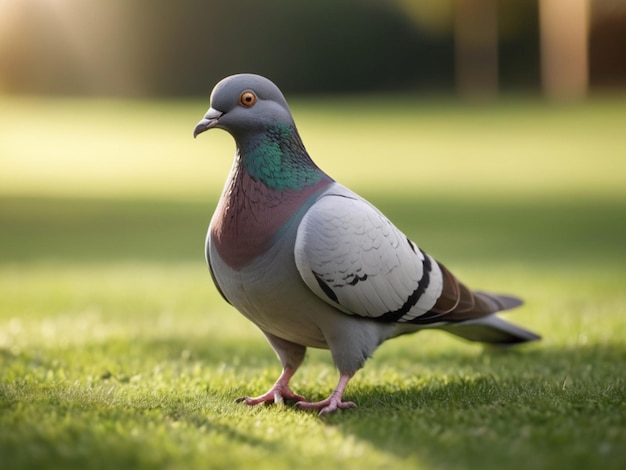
(454, 0), (499, 100)
(589, 4), (626, 89)
(539, 0), (589, 99)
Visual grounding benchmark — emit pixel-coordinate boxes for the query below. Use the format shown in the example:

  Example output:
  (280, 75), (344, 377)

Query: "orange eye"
(239, 91), (257, 107)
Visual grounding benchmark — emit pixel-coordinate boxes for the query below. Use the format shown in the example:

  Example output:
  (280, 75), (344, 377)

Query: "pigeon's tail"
(439, 314), (541, 345)
(423, 286), (539, 344)
(473, 291), (524, 313)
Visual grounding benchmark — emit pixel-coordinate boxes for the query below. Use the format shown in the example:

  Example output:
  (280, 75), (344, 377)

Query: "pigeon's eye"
(239, 91), (257, 107)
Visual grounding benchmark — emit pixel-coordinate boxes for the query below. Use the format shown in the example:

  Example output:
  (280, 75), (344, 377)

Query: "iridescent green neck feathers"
(238, 124), (326, 192)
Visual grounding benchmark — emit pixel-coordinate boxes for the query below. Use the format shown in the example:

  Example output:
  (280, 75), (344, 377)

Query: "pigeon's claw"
(236, 385), (307, 406)
(295, 397), (357, 416)
(294, 372), (355, 416)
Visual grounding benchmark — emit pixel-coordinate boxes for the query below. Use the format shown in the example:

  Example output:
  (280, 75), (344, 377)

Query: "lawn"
(0, 94), (625, 469)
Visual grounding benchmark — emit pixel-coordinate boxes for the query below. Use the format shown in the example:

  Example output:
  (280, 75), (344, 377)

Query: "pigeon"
(193, 73), (540, 415)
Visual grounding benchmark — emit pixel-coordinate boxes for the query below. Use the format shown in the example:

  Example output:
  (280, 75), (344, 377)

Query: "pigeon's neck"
(236, 123), (325, 191)
(210, 123), (333, 270)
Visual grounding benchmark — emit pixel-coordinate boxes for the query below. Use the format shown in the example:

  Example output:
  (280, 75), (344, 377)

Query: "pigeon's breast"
(206, 175), (337, 348)
(207, 227), (336, 349)
(209, 169), (332, 271)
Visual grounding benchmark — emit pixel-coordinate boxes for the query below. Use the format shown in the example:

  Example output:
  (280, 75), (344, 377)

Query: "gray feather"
(439, 314), (541, 345)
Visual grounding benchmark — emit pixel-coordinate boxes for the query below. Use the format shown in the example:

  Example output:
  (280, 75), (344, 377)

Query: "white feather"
(295, 185), (443, 322)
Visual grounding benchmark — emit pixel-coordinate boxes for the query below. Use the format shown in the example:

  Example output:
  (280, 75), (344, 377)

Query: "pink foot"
(295, 372), (356, 416)
(296, 397), (356, 416)
(237, 384), (306, 406)
(236, 367), (306, 406)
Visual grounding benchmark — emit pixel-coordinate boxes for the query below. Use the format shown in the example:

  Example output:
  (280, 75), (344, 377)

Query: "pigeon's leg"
(294, 316), (385, 415)
(237, 332), (307, 406)
(295, 373), (356, 416)
(237, 366), (307, 405)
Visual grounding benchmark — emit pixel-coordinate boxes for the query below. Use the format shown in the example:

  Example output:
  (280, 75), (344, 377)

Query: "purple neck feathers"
(210, 166), (332, 270)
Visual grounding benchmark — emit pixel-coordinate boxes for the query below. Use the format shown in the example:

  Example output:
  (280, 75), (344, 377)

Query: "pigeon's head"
(193, 74), (294, 140)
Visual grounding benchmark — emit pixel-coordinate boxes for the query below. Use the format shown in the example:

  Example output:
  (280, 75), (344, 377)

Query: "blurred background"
(1, 0), (625, 98)
(1, 0), (625, 270)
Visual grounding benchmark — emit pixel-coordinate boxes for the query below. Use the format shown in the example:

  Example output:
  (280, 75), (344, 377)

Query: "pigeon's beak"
(193, 107), (224, 138)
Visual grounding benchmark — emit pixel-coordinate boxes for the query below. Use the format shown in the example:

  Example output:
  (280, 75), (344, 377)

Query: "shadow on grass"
(321, 342), (625, 469)
(156, 335), (625, 467)
(314, 346), (622, 470)
(2, 333), (625, 469)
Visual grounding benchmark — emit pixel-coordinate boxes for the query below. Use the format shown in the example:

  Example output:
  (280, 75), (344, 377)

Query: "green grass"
(1, 94), (625, 469)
